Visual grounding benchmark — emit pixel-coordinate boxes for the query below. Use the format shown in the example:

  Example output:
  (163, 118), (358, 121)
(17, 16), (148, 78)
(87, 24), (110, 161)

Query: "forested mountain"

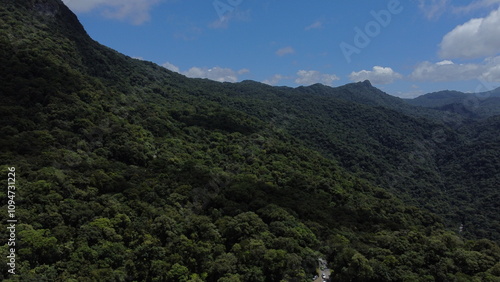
(295, 80), (455, 120)
(406, 88), (500, 118)
(1, 0), (499, 281)
(162, 73), (499, 243)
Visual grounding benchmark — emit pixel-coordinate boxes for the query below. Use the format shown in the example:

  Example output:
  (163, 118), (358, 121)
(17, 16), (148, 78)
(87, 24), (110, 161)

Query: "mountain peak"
(5, 0), (87, 37)
(340, 80), (375, 91)
(361, 79), (372, 87)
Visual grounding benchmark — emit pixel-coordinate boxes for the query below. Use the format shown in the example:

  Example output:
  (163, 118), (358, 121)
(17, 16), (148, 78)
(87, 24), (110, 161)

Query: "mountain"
(406, 88), (500, 118)
(294, 80), (459, 121)
(158, 74), (499, 242)
(296, 80), (405, 108)
(407, 90), (470, 108)
(1, 0), (500, 281)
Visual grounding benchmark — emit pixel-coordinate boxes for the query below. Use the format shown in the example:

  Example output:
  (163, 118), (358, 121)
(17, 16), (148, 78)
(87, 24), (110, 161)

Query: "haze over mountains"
(406, 88), (500, 118)
(1, 0), (499, 281)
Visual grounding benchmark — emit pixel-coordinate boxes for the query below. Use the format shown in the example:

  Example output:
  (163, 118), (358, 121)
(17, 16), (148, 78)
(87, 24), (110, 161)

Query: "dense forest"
(405, 89), (500, 118)
(0, 0), (499, 281)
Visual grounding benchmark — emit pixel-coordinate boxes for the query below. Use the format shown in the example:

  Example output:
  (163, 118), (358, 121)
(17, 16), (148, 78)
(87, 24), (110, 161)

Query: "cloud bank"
(162, 62), (249, 83)
(295, 70), (340, 86)
(410, 57), (500, 82)
(440, 7), (500, 59)
(62, 0), (162, 25)
(349, 66), (402, 84)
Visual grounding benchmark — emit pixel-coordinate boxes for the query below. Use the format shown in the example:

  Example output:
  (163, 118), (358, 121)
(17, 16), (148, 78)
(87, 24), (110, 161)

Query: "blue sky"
(62, 0), (500, 98)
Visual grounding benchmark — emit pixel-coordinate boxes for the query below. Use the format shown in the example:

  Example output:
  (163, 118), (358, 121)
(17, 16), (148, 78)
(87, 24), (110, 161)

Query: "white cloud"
(418, 0), (450, 20)
(263, 74), (287, 86)
(436, 60), (453, 65)
(184, 67), (239, 82)
(349, 66), (402, 85)
(162, 62), (180, 73)
(62, 0), (161, 25)
(439, 7), (500, 59)
(237, 69), (250, 75)
(481, 56), (500, 81)
(276, 46), (295, 56)
(305, 21), (323, 30)
(410, 60), (480, 81)
(410, 57), (500, 82)
(62, 0), (107, 12)
(453, 0), (500, 14)
(295, 70), (340, 86)
(161, 62), (249, 82)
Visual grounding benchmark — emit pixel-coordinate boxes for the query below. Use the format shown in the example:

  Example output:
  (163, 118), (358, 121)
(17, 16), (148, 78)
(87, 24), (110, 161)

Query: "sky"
(61, 0), (500, 98)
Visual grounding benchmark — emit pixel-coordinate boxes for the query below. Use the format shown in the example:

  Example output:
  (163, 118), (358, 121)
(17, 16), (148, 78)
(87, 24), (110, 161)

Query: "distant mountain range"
(405, 88), (500, 118)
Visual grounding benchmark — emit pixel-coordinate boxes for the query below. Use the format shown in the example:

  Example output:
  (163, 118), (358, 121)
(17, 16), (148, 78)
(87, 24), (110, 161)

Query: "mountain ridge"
(406, 88), (500, 118)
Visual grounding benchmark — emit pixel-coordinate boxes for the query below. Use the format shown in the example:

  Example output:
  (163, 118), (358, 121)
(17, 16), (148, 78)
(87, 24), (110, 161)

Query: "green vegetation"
(406, 89), (500, 118)
(0, 0), (499, 281)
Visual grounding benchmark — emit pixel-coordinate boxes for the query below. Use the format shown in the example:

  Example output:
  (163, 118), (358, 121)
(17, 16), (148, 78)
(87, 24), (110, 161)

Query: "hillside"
(161, 73), (499, 242)
(1, 0), (500, 281)
(406, 89), (500, 118)
(295, 80), (456, 120)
